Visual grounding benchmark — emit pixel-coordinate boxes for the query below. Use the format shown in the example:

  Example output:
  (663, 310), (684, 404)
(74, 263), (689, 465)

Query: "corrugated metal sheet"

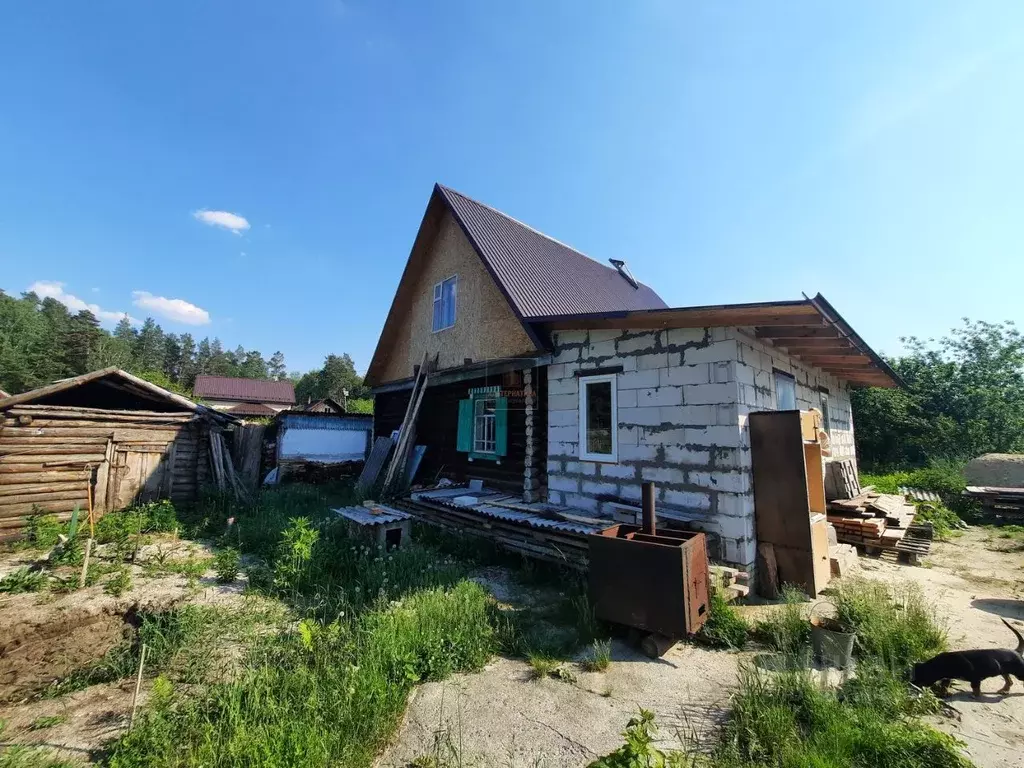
(411, 486), (602, 535)
(278, 413), (373, 431)
(193, 375), (295, 404)
(898, 487), (942, 502)
(334, 505), (411, 527)
(439, 186), (667, 320)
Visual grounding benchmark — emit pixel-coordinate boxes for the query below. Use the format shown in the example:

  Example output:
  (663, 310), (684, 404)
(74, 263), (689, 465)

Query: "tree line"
(0, 290), (371, 411)
(852, 318), (1024, 471)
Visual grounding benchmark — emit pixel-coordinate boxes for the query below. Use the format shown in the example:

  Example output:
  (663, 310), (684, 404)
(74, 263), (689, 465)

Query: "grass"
(696, 591), (748, 649)
(0, 746), (77, 768)
(28, 714), (67, 730)
(213, 547), (240, 583)
(104, 567), (132, 597)
(592, 579), (964, 768)
(582, 639), (612, 672)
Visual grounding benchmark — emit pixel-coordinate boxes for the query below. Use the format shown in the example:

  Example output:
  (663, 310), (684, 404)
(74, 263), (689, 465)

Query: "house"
(364, 184), (900, 569)
(0, 368), (235, 541)
(192, 375), (295, 417)
(300, 397), (347, 414)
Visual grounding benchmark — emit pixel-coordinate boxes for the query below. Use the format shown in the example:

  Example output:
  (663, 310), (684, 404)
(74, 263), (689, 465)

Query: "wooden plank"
(9, 405), (194, 420)
(0, 489), (89, 506)
(749, 411), (813, 550)
(0, 436), (107, 446)
(0, 444), (110, 456)
(0, 499), (83, 518)
(0, 481), (89, 497)
(0, 453), (106, 465)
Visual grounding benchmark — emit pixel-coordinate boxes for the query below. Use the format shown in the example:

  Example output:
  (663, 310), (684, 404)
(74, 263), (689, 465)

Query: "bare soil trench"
(0, 539), (249, 763)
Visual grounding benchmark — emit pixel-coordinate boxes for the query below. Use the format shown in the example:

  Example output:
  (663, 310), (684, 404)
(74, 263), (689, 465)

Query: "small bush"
(697, 591), (748, 649)
(105, 568), (133, 597)
(527, 653), (558, 679)
(0, 567), (47, 594)
(213, 548), (240, 583)
(582, 639), (612, 672)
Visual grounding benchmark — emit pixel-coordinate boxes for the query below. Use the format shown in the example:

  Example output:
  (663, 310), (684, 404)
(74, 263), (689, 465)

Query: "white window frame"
(473, 396), (497, 455)
(818, 389), (831, 435)
(432, 275), (457, 332)
(578, 373), (618, 463)
(774, 369), (797, 411)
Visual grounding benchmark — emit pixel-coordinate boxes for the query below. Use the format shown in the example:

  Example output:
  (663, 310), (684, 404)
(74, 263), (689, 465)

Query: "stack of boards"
(827, 492), (932, 564)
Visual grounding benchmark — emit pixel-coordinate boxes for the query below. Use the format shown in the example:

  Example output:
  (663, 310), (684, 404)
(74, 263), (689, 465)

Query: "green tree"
(852, 319), (1024, 469)
(268, 351), (286, 380)
(178, 333), (197, 388)
(65, 310), (103, 374)
(294, 353), (365, 404)
(134, 318), (165, 373)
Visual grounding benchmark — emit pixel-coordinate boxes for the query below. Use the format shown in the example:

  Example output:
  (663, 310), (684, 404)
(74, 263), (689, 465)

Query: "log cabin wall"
(0, 404), (208, 541)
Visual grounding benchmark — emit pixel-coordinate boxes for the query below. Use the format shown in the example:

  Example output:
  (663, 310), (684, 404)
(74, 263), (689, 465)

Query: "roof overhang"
(536, 293), (901, 389)
(372, 353), (552, 394)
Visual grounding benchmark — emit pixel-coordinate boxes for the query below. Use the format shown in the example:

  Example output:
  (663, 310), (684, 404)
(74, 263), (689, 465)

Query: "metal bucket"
(810, 604), (855, 669)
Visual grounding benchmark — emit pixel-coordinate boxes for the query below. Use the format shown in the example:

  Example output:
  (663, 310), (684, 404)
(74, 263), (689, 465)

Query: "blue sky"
(1, 2), (1021, 374)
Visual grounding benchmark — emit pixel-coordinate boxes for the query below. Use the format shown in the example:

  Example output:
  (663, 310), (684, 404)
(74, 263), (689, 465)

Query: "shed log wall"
(0, 406), (209, 541)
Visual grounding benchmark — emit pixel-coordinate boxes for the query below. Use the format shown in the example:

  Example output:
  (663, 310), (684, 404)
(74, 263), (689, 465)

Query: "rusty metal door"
(682, 536), (710, 634)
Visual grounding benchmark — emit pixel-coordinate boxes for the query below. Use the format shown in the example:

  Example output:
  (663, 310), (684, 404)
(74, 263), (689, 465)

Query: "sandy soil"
(383, 529), (1024, 768)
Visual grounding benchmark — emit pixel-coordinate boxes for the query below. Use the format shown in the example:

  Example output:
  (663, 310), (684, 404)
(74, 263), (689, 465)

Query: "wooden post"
(642, 481), (656, 535)
(79, 537), (94, 588)
(86, 464), (95, 540)
(130, 643), (148, 726)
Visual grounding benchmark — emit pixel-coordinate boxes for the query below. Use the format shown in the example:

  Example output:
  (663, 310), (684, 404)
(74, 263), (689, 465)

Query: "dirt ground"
(0, 538), (251, 764)
(382, 528), (1024, 768)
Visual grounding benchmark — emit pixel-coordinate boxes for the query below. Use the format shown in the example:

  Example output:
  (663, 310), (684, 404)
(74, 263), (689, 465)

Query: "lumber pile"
(826, 491), (930, 564)
(963, 486), (1024, 521)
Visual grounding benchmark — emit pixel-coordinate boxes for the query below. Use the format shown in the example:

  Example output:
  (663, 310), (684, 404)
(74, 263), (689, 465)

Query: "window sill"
(469, 453), (502, 464)
(580, 454), (617, 464)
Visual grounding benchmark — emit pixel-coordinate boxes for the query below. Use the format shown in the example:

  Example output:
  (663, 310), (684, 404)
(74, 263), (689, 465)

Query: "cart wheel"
(640, 632), (676, 659)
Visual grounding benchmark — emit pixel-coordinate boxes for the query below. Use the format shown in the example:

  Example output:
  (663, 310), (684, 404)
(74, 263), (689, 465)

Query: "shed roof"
(538, 293), (901, 388)
(227, 402), (280, 417)
(193, 375), (296, 404)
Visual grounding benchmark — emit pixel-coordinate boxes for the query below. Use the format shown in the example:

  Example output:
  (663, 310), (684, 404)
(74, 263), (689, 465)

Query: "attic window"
(432, 275), (457, 332)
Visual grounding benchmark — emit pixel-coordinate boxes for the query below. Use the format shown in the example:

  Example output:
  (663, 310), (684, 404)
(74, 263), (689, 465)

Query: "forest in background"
(0, 289), (371, 411)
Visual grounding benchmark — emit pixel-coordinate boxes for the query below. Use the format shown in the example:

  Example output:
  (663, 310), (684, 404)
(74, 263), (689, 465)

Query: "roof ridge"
(437, 184), (630, 280)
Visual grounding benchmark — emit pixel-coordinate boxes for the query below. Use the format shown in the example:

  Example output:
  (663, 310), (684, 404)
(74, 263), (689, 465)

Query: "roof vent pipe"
(608, 259), (639, 290)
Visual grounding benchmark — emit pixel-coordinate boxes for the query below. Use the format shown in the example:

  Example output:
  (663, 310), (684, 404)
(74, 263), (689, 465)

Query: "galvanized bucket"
(810, 603), (855, 669)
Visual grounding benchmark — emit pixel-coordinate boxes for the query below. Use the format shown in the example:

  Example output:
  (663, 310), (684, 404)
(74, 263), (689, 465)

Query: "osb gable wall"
(375, 210), (537, 384)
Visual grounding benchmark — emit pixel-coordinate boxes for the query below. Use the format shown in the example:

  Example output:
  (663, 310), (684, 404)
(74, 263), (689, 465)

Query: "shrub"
(213, 548), (241, 584)
(696, 591), (748, 649)
(588, 709), (688, 768)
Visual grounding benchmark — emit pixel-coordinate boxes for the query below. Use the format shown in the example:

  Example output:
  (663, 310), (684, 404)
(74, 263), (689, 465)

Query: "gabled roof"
(365, 184), (667, 385)
(192, 375), (296, 405)
(1, 368), (201, 412)
(227, 402), (280, 417)
(437, 186), (667, 319)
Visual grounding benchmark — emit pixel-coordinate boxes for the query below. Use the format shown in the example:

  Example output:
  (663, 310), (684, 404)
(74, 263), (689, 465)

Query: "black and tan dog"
(912, 619), (1024, 697)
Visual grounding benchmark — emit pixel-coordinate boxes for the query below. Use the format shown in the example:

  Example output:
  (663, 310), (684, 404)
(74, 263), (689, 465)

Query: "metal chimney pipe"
(642, 481), (656, 535)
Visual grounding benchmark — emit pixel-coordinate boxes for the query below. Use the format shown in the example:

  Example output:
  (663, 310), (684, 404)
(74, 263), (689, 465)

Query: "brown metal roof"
(227, 402), (280, 417)
(439, 185), (667, 319)
(538, 293), (901, 389)
(192, 375), (296, 404)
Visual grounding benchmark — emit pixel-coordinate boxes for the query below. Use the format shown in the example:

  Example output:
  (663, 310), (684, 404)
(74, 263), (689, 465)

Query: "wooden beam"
(793, 356), (874, 367)
(545, 310), (825, 331)
(755, 326), (839, 339)
(768, 337), (858, 349)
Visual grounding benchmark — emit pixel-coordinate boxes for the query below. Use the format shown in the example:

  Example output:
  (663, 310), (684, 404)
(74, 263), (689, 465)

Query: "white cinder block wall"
(546, 327), (857, 569)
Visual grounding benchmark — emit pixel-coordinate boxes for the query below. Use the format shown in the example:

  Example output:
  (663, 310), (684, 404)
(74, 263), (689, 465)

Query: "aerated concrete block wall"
(545, 326), (859, 569)
(545, 327), (753, 565)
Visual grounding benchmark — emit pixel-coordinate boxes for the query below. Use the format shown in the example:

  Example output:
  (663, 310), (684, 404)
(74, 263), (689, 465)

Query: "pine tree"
(162, 333), (183, 383)
(65, 310), (102, 375)
(269, 351), (286, 380)
(196, 338), (213, 376)
(178, 333), (198, 388)
(134, 318), (166, 373)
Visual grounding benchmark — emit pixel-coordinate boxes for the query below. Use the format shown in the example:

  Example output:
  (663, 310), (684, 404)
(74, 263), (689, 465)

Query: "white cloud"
(28, 281), (137, 325)
(192, 209), (250, 234)
(132, 291), (211, 326)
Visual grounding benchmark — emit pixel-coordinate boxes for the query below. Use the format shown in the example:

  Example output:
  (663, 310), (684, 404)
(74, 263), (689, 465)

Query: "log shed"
(0, 368), (236, 541)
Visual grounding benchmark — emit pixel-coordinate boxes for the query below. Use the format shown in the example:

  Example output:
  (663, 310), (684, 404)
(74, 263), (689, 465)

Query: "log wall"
(0, 404), (209, 541)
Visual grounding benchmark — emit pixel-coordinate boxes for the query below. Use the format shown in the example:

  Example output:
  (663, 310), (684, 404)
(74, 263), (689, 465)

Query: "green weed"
(696, 591), (748, 649)
(750, 586), (811, 656)
(213, 547), (240, 583)
(24, 512), (63, 548)
(104, 568), (133, 597)
(527, 653), (558, 679)
(0, 567), (47, 594)
(589, 709), (690, 768)
(28, 714), (67, 730)
(0, 746), (77, 768)
(582, 639), (612, 672)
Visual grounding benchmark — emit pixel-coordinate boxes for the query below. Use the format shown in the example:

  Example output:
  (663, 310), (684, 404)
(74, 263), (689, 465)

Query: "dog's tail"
(1002, 618), (1024, 655)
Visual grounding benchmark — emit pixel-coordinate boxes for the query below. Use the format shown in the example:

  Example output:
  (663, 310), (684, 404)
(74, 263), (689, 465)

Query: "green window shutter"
(456, 398), (473, 453)
(495, 397), (509, 456)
